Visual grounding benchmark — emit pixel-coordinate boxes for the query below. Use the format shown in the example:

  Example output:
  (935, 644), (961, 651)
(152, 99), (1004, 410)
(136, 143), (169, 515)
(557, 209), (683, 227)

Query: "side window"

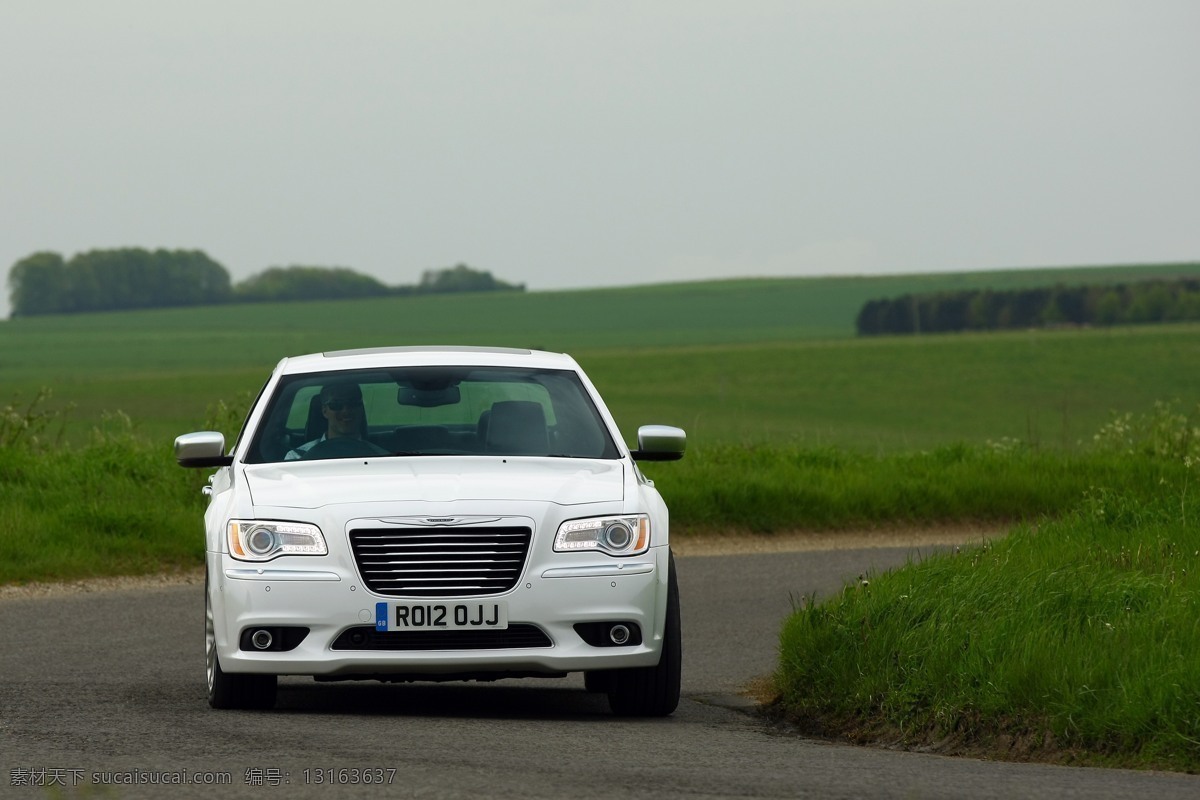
(287, 386), (321, 430)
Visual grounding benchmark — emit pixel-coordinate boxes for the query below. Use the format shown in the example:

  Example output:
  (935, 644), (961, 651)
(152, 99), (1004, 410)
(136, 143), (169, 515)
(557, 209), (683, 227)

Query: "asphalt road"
(1, 548), (1197, 799)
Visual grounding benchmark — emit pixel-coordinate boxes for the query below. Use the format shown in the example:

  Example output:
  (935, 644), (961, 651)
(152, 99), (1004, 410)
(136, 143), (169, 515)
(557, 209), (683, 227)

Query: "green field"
(3, 262), (1200, 449)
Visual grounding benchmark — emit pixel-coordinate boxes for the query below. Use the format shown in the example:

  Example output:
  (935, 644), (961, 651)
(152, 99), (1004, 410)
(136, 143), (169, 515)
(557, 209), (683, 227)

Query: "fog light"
(251, 629), (274, 650)
(609, 624), (631, 645)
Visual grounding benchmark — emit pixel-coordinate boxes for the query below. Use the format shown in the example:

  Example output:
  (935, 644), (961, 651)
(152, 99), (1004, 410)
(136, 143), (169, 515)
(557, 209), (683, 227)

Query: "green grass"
(1, 403), (1190, 582)
(3, 263), (1200, 447)
(764, 401), (1200, 771)
(584, 325), (1200, 451)
(645, 442), (1179, 533)
(0, 430), (207, 584)
(6, 318), (1200, 452)
(774, 481), (1200, 771)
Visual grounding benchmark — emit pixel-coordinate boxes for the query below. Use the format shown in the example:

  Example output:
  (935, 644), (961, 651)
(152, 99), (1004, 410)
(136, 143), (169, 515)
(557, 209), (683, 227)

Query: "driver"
(285, 381), (388, 460)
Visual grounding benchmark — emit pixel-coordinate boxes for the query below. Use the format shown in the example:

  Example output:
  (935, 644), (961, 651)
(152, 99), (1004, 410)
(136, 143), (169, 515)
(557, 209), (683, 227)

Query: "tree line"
(8, 250), (232, 315)
(6, 250), (524, 317)
(857, 279), (1200, 336)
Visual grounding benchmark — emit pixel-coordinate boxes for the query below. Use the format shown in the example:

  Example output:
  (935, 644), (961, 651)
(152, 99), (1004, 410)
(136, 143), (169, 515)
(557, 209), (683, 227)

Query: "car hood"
(243, 457), (625, 509)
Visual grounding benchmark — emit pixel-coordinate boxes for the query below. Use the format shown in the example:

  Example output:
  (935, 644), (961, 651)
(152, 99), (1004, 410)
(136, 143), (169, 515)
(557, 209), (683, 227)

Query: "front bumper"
(209, 546), (670, 677)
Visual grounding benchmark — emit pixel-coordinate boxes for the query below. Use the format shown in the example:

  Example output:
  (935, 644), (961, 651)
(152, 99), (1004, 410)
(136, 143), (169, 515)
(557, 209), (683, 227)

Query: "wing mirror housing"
(630, 425), (686, 462)
(175, 431), (234, 468)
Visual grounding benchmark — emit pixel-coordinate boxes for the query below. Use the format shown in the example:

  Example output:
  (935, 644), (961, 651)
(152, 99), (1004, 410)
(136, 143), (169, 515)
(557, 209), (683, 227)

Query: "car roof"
(276, 346), (580, 375)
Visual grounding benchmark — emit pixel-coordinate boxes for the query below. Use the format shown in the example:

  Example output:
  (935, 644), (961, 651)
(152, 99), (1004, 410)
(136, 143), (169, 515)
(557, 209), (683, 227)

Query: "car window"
(244, 366), (619, 463)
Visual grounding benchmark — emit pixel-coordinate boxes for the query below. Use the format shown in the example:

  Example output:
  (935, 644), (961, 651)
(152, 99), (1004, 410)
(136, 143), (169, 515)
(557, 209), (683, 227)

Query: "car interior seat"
(485, 400), (549, 455)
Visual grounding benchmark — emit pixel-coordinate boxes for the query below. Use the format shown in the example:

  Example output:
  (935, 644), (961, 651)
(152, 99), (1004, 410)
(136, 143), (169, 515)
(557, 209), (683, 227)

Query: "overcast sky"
(3, 1), (1197, 317)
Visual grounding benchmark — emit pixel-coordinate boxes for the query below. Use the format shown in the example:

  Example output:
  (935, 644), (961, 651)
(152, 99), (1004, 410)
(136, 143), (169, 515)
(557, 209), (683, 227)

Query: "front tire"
(607, 552), (681, 716)
(206, 570), (277, 710)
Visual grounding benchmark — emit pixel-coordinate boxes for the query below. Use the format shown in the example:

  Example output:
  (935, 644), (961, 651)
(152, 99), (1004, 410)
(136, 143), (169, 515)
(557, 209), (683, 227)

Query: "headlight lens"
(227, 521), (327, 562)
(554, 515), (650, 556)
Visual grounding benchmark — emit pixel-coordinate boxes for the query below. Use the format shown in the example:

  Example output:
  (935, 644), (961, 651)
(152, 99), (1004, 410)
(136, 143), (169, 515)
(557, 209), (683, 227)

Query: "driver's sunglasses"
(323, 399), (363, 412)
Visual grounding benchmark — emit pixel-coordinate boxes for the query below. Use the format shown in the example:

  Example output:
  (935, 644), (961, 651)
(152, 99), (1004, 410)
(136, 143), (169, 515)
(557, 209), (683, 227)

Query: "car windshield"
(244, 366), (621, 463)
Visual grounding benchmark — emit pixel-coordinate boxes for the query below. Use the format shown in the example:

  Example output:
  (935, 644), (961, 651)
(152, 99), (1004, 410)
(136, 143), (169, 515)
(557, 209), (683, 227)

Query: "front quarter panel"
(202, 467), (235, 554)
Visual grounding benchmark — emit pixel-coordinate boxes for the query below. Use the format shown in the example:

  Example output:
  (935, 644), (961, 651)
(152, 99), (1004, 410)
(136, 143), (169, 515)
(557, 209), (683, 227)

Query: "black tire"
(206, 571), (277, 710)
(607, 551), (681, 716)
(583, 670), (613, 693)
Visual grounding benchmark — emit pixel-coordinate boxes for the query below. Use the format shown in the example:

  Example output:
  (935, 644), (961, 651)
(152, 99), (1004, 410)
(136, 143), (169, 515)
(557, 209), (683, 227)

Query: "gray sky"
(3, 1), (1197, 317)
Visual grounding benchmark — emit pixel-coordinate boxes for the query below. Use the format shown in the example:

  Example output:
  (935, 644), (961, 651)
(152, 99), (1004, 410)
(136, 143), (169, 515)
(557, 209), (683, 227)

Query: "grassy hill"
(2, 261), (1198, 447)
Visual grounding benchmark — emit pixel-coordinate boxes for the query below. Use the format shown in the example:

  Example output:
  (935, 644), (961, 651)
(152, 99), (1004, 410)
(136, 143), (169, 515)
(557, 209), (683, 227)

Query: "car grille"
(331, 624), (552, 650)
(349, 526), (532, 597)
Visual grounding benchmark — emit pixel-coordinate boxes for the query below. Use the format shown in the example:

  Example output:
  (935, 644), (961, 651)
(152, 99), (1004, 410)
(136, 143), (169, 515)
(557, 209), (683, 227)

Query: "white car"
(175, 346), (685, 716)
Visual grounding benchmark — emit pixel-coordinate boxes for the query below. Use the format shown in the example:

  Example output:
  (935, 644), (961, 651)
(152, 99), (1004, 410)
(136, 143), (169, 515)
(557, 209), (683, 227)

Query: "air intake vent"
(331, 624), (551, 650)
(349, 526), (532, 597)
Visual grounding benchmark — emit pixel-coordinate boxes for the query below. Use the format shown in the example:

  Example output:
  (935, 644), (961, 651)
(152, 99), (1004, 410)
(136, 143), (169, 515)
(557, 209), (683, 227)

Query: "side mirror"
(175, 431), (233, 468)
(630, 425), (686, 462)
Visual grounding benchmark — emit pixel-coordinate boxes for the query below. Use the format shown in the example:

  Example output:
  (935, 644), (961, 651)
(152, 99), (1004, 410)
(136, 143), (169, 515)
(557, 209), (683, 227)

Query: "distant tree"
(966, 290), (1005, 330)
(1093, 289), (1123, 325)
(1007, 288), (1042, 327)
(926, 291), (972, 332)
(1169, 284), (1200, 322)
(881, 294), (917, 334)
(855, 299), (887, 335)
(234, 266), (391, 303)
(854, 276), (1200, 337)
(1128, 282), (1173, 323)
(8, 252), (71, 316)
(7, 248), (232, 316)
(1048, 285), (1088, 325)
(416, 264), (525, 294)
(8, 250), (526, 317)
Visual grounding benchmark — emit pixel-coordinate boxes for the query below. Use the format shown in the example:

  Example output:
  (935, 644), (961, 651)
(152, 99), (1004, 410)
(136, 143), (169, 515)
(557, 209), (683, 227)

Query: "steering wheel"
(302, 437), (381, 460)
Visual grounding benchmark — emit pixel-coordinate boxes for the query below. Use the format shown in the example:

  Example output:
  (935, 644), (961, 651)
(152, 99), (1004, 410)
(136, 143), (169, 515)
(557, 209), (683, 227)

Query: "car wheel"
(206, 570), (277, 710)
(607, 551), (681, 717)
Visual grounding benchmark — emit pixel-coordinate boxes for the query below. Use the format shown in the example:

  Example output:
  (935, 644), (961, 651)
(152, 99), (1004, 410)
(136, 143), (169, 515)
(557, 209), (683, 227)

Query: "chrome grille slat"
(360, 556), (523, 561)
(354, 536), (527, 543)
(366, 558), (522, 564)
(349, 526), (532, 598)
(360, 566), (520, 573)
(365, 577), (513, 583)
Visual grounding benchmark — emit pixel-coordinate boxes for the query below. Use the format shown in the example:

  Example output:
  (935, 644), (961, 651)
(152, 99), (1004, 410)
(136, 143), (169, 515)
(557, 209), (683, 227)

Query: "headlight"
(554, 515), (650, 556)
(227, 521), (327, 562)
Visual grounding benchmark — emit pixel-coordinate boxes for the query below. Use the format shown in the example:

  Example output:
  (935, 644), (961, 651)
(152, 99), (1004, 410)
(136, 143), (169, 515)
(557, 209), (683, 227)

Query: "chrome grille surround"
(349, 523), (532, 597)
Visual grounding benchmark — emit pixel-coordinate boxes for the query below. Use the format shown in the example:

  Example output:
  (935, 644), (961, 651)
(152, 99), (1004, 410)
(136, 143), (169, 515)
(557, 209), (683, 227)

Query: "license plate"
(375, 601), (508, 632)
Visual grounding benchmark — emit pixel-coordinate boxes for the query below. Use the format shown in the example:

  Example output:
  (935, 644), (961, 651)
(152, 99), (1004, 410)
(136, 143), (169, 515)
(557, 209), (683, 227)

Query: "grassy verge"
(645, 441), (1180, 533)
(772, 456), (1200, 771)
(0, 439), (1187, 584)
(0, 403), (208, 584)
(0, 445), (206, 584)
(769, 402), (1200, 771)
(1, 396), (1197, 584)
